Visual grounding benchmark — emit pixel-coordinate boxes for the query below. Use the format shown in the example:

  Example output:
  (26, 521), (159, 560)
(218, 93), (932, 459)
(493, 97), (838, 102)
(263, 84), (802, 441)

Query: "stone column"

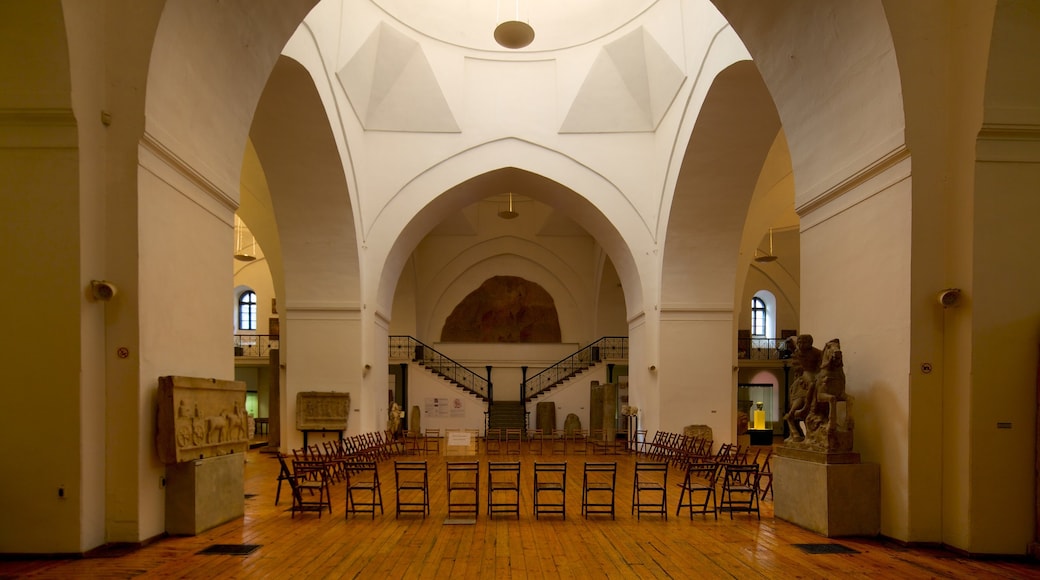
(589, 381), (603, 433)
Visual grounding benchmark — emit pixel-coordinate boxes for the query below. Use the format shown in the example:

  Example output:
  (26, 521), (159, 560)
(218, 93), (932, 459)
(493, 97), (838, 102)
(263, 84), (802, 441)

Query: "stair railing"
(524, 336), (628, 401)
(389, 336), (490, 401)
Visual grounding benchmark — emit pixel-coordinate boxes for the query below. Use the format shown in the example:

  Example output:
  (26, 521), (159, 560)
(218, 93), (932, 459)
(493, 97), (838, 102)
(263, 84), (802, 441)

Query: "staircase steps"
(488, 401), (526, 433)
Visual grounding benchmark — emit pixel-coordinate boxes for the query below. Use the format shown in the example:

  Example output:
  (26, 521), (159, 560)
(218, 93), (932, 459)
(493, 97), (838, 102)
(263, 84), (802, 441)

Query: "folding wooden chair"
(551, 429), (568, 455)
(487, 461), (521, 519)
(446, 461), (480, 519)
(394, 460), (430, 518)
(345, 461), (383, 519)
(590, 428), (613, 455)
(485, 428), (503, 455)
(718, 463), (761, 519)
(582, 462), (617, 519)
(401, 430), (421, 455)
(528, 429), (545, 455)
(274, 454), (293, 506)
(570, 429), (588, 454)
(633, 430), (648, 454)
(632, 461), (668, 520)
(424, 429), (441, 456)
(285, 456), (332, 518)
(676, 462), (719, 520)
(533, 462), (567, 519)
(758, 450), (774, 499)
(504, 428), (522, 455)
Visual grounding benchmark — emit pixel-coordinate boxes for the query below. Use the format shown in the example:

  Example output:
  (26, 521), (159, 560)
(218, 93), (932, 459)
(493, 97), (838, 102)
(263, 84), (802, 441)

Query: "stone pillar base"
(165, 453), (244, 535)
(773, 447), (879, 537)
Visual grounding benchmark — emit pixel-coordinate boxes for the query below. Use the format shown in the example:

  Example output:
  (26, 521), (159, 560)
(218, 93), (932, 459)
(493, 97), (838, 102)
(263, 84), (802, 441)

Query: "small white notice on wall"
(425, 397), (465, 417)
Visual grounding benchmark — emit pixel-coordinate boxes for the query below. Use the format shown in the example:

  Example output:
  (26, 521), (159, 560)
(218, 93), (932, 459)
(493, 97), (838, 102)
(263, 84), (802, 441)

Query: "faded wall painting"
(441, 275), (562, 342)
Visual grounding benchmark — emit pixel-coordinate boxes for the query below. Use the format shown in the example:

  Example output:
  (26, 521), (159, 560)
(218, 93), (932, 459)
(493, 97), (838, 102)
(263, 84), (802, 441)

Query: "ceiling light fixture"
(754, 228), (778, 263)
(234, 215), (257, 262)
(497, 192), (519, 219)
(494, 0), (534, 49)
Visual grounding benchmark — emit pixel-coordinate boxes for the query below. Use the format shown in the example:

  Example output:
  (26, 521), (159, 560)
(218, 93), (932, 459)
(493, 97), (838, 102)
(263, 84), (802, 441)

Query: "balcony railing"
(737, 337), (791, 361)
(388, 336), (490, 401)
(234, 334), (279, 358)
(524, 336), (628, 401)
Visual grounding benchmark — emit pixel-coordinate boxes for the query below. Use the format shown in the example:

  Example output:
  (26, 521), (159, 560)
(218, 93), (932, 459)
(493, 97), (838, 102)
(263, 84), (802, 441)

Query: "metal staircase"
(388, 336), (490, 401)
(523, 336), (628, 402)
(388, 335), (629, 434)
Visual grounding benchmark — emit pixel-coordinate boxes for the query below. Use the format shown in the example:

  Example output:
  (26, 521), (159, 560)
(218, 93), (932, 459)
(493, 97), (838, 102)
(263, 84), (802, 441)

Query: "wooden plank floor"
(3, 444), (1038, 579)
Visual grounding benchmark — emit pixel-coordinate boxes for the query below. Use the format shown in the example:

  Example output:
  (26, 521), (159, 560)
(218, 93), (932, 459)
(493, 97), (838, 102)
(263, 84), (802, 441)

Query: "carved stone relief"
(296, 391), (350, 431)
(156, 375), (249, 464)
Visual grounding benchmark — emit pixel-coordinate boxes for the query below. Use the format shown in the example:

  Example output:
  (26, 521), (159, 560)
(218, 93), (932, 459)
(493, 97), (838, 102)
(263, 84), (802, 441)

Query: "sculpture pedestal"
(773, 447), (879, 537)
(165, 453), (244, 535)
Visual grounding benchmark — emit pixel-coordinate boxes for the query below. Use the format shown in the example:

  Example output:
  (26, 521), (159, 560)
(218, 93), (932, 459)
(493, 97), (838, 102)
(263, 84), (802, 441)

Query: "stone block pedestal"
(773, 447), (879, 537)
(165, 453), (245, 535)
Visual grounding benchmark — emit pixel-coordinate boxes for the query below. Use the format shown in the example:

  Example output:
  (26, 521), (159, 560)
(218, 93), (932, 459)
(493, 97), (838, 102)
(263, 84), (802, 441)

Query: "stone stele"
(535, 401), (556, 435)
(156, 375), (249, 464)
(296, 391), (350, 431)
(563, 413), (582, 436)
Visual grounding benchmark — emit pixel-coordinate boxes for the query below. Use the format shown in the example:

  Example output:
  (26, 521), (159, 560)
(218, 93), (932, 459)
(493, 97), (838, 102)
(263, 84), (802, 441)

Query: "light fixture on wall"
(497, 192), (520, 219)
(754, 228), (778, 263)
(234, 215), (256, 262)
(494, 0), (534, 49)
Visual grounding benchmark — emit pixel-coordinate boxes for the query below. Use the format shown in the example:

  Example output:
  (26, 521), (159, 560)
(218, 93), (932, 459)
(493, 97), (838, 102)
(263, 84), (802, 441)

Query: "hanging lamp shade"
(234, 215), (256, 262)
(494, 0), (534, 49)
(498, 192), (519, 219)
(494, 20), (534, 49)
(754, 228), (778, 263)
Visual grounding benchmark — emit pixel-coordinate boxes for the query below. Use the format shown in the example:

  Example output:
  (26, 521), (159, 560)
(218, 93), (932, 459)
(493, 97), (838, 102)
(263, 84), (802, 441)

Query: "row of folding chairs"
(643, 432), (773, 501)
(677, 461), (763, 520)
(643, 431), (714, 467)
(275, 430), (410, 517)
(486, 428), (628, 455)
(400, 429), (448, 455)
(291, 431), (404, 480)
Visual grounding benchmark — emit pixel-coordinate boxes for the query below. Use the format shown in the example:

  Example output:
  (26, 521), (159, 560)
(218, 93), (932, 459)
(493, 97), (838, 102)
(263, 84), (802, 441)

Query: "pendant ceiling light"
(497, 192), (519, 219)
(494, 0), (534, 49)
(754, 228), (778, 263)
(234, 215), (256, 262)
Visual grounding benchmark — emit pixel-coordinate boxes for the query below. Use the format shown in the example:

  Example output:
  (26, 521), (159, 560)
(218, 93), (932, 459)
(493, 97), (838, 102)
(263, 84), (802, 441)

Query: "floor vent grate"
(793, 543), (859, 555)
(197, 544), (261, 556)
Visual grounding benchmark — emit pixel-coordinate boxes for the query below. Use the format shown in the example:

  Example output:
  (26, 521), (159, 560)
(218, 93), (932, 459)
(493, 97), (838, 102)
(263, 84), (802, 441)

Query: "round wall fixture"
(937, 288), (962, 308)
(494, 20), (534, 48)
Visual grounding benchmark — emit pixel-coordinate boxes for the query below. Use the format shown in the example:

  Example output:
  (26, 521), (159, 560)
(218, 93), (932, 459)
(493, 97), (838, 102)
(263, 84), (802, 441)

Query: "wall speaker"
(937, 288), (961, 308)
(90, 280), (118, 301)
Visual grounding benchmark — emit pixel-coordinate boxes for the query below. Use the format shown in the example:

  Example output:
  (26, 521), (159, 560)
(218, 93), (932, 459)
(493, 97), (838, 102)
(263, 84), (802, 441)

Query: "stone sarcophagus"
(296, 391), (350, 432)
(157, 376), (249, 464)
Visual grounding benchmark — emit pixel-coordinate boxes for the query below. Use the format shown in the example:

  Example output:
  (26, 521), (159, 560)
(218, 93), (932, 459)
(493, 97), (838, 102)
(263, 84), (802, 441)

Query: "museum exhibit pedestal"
(748, 429), (773, 446)
(165, 453), (245, 535)
(773, 446), (880, 537)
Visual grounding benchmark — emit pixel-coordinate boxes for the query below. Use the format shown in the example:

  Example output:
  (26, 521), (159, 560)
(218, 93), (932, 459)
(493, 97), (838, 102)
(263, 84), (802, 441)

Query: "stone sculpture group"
(782, 334), (853, 453)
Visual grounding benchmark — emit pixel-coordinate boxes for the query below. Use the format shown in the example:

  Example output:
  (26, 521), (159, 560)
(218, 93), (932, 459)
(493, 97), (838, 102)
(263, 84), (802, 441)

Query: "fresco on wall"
(441, 275), (562, 342)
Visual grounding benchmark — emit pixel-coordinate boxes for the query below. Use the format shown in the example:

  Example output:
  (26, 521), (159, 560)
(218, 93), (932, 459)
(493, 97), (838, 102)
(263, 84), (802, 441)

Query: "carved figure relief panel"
(156, 375), (249, 464)
(296, 391), (351, 431)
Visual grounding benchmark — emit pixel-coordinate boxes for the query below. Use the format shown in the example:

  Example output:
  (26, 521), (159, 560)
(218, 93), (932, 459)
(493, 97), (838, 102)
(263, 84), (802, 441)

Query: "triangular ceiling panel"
(537, 209), (589, 237)
(560, 27), (684, 133)
(337, 23), (460, 132)
(428, 206), (478, 236)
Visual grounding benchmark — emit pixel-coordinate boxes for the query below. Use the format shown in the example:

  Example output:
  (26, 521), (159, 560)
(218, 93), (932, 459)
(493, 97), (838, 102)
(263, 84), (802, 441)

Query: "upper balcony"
(234, 334), (279, 358)
(736, 336), (792, 363)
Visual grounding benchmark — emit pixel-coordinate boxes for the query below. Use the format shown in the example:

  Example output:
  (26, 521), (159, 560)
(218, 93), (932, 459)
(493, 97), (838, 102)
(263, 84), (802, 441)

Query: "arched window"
(238, 291), (257, 331)
(751, 297), (767, 337)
